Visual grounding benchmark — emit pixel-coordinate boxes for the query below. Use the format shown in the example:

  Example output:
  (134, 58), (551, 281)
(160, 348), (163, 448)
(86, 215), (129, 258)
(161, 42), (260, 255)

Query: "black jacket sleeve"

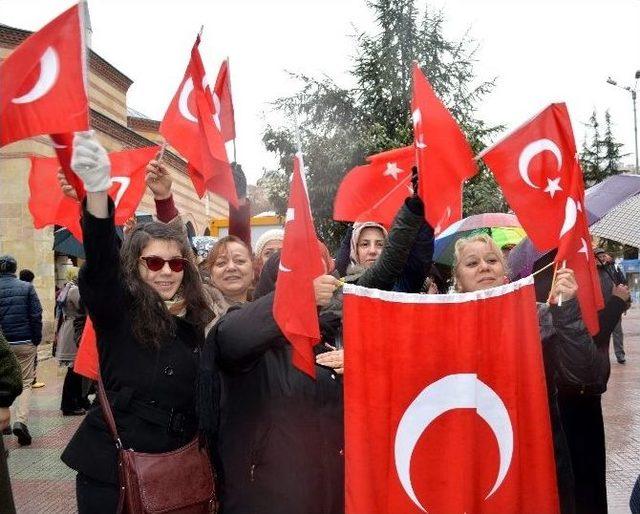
(538, 298), (611, 392)
(0, 329), (22, 407)
(393, 220), (434, 293)
(215, 292), (285, 371)
(356, 198), (424, 291)
(27, 285), (43, 345)
(77, 199), (126, 329)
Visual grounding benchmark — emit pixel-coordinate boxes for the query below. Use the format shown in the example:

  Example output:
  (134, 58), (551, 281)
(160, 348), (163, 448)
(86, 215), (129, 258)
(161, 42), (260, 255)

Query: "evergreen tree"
(601, 110), (626, 177)
(259, 0), (504, 248)
(580, 109), (626, 186)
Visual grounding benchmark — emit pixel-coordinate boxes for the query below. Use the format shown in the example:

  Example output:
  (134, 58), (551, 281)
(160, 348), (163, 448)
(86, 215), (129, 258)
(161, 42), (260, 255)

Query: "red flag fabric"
(481, 103), (603, 333)
(344, 278), (559, 514)
(74, 317), (98, 380)
(411, 63), (477, 235)
(51, 133), (86, 199)
(28, 145), (159, 241)
(273, 153), (324, 378)
(0, 4), (89, 147)
(213, 59), (235, 142)
(160, 36), (237, 206)
(333, 146), (414, 228)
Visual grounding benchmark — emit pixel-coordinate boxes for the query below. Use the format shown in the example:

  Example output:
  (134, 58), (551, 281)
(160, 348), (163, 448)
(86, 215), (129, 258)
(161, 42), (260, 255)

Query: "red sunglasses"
(140, 256), (188, 272)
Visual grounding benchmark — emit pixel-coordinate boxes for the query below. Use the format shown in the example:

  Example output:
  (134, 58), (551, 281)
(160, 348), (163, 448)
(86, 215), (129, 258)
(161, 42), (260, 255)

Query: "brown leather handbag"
(97, 376), (216, 514)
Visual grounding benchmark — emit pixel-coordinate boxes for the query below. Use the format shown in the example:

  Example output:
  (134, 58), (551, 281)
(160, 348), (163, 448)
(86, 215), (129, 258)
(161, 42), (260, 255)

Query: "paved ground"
(3, 307), (640, 513)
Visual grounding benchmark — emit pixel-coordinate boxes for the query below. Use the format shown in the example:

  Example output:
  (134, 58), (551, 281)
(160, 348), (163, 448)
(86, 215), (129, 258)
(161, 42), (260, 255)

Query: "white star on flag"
(383, 162), (404, 180)
(543, 177), (562, 198)
(578, 237), (589, 259)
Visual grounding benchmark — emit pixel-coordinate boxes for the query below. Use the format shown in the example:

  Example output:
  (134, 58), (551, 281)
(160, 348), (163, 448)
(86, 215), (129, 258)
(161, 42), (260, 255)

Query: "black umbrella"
(53, 226), (125, 259)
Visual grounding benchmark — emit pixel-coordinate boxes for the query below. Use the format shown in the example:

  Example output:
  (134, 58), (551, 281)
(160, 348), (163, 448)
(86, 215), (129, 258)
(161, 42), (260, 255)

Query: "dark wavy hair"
(120, 221), (213, 348)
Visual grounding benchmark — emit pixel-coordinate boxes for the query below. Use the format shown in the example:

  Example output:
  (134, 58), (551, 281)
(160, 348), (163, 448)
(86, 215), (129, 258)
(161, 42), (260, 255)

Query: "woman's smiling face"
(455, 240), (507, 293)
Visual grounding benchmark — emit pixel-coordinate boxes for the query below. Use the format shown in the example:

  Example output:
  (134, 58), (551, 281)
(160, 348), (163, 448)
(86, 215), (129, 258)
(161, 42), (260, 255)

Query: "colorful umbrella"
(433, 213), (525, 265)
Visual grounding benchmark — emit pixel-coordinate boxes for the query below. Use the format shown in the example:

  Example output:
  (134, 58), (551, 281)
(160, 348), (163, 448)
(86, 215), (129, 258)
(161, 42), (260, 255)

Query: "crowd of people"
(0, 130), (634, 514)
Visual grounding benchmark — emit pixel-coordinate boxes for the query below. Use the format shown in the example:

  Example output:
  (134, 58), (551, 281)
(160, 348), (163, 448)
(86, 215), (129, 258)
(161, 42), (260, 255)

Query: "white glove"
(71, 130), (112, 192)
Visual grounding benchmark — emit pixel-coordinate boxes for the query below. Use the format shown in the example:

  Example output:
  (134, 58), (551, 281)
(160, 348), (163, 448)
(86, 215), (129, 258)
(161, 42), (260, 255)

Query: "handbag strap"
(97, 372), (124, 449)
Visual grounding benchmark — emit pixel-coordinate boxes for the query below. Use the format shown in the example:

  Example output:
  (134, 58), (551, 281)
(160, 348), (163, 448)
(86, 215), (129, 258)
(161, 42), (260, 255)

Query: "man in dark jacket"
(0, 255), (42, 446)
(595, 247), (628, 363)
(0, 327), (23, 514)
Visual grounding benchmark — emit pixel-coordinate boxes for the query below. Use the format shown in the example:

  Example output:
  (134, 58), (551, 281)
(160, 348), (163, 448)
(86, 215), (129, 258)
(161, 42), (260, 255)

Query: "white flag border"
(343, 274), (535, 304)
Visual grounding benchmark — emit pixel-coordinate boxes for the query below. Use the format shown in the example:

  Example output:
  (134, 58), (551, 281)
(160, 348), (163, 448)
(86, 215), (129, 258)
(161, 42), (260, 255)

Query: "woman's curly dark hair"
(120, 221), (213, 348)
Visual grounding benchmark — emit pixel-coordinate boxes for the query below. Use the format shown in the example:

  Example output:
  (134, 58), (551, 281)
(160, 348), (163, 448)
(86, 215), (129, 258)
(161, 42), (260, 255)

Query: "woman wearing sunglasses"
(60, 132), (213, 514)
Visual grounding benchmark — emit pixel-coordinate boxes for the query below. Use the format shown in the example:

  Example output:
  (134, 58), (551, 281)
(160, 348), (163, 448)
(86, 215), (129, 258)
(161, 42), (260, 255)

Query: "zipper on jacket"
(249, 463), (256, 482)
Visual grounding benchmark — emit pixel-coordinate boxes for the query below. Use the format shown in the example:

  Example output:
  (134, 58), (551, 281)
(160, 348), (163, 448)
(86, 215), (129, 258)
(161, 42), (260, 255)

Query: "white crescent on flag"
(394, 373), (513, 512)
(12, 47), (60, 104)
(517, 139), (562, 189)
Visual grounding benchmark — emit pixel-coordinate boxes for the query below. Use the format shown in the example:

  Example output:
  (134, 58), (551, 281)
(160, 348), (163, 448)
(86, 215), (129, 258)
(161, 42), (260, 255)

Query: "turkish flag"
(411, 63), (477, 235)
(333, 146), (414, 228)
(213, 59), (235, 142)
(555, 158), (604, 334)
(160, 36), (237, 206)
(273, 153), (324, 378)
(74, 317), (98, 381)
(481, 103), (603, 333)
(344, 278), (559, 514)
(0, 4), (89, 147)
(28, 145), (159, 241)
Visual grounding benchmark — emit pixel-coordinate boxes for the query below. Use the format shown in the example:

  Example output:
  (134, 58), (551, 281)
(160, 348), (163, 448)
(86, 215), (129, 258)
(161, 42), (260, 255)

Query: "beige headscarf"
(349, 221), (388, 267)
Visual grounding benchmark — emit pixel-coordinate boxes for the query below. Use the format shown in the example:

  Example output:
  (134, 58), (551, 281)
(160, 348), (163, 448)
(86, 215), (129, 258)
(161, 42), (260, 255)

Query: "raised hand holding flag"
(0, 4), (89, 147)
(411, 63), (477, 234)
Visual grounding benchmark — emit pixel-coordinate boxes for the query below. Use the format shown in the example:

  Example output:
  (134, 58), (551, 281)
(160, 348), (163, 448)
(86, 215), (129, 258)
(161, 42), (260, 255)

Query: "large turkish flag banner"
(0, 4), (89, 147)
(343, 278), (559, 514)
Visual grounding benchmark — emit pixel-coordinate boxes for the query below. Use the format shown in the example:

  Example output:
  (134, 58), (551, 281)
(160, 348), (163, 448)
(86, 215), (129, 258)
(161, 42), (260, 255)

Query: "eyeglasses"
(139, 256), (188, 272)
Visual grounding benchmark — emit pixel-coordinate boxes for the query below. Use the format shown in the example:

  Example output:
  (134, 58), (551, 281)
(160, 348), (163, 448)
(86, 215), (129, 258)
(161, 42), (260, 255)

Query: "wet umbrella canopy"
(433, 213), (525, 265)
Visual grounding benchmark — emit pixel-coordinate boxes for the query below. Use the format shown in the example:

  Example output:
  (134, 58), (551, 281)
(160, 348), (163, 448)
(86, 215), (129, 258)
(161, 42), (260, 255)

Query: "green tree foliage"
(580, 109), (626, 186)
(259, 0), (504, 248)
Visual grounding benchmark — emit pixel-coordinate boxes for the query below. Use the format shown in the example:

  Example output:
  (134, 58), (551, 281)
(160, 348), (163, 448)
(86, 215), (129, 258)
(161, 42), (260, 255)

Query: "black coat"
(537, 296), (624, 514)
(0, 273), (42, 344)
(211, 292), (343, 514)
(61, 205), (202, 485)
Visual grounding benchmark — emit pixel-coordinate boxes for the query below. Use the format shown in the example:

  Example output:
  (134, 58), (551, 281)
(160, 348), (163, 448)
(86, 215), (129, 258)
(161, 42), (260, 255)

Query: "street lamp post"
(606, 72), (640, 173)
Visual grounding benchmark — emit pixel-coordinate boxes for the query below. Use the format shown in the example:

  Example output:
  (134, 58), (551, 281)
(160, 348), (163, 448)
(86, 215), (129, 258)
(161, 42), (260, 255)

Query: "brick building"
(0, 22), (229, 339)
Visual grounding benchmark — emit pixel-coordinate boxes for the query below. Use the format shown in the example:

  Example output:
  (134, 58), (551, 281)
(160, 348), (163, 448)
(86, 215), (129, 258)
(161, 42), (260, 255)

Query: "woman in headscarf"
(253, 229), (285, 282)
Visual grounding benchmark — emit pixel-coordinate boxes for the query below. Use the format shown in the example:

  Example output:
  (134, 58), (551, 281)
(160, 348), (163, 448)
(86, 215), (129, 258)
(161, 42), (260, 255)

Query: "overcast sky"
(2, 0), (639, 184)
